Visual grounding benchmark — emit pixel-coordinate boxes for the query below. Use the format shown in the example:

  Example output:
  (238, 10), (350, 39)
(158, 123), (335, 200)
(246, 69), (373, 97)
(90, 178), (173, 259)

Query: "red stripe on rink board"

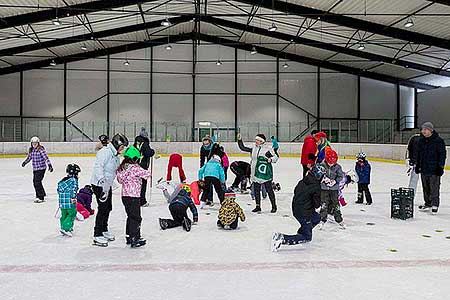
(0, 259), (450, 273)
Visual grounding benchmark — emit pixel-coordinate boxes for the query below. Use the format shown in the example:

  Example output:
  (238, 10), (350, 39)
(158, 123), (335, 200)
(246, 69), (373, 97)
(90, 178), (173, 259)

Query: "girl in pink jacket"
(116, 146), (151, 248)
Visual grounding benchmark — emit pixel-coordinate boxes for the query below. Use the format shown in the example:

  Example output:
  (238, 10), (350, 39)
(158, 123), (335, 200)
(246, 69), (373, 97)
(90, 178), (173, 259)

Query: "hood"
(107, 142), (118, 156)
(79, 187), (93, 195)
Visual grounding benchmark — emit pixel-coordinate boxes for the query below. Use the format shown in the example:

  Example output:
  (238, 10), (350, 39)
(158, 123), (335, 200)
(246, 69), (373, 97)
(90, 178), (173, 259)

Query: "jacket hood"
(107, 142), (118, 156)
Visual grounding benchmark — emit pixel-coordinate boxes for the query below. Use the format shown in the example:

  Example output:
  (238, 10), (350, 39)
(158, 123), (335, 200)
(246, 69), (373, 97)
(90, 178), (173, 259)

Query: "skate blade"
(92, 241), (108, 247)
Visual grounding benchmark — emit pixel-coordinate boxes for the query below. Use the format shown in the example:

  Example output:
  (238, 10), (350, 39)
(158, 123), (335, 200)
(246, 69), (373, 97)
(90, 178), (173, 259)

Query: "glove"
(48, 165), (53, 172)
(265, 151), (273, 159)
(71, 198), (77, 204)
(237, 133), (242, 140)
(99, 192), (108, 202)
(436, 166), (444, 177)
(21, 161), (27, 167)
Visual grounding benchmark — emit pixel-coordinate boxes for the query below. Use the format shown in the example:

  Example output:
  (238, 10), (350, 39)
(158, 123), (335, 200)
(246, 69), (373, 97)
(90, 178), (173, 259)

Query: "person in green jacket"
(198, 155), (225, 207)
(57, 164), (81, 237)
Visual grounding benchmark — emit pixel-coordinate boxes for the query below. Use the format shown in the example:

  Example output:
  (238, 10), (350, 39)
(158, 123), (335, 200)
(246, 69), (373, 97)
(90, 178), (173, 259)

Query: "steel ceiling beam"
(0, 16), (191, 57)
(234, 0), (450, 50)
(0, 0), (161, 30)
(0, 32), (192, 75)
(197, 33), (436, 90)
(203, 16), (450, 77)
(426, 0), (450, 6)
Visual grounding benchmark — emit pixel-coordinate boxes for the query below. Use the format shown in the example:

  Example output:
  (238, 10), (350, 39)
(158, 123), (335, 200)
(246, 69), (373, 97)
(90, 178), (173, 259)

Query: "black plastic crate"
(391, 188), (414, 220)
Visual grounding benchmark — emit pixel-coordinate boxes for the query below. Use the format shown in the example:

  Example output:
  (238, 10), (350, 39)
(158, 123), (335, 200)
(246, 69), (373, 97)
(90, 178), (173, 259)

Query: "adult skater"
(91, 133), (128, 247)
(229, 161), (251, 192)
(406, 132), (422, 194)
(271, 164), (325, 252)
(21, 136), (53, 203)
(237, 133), (278, 213)
(415, 122), (446, 214)
(200, 135), (213, 167)
(134, 127), (155, 207)
(301, 130), (318, 178)
(167, 153), (186, 183)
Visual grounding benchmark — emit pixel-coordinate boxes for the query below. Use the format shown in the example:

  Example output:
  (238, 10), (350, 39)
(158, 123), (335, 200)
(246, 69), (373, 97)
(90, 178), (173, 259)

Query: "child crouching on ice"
(217, 193), (246, 230)
(57, 164), (81, 237)
(76, 185), (94, 219)
(116, 146), (152, 248)
(271, 164), (325, 251)
(158, 182), (198, 232)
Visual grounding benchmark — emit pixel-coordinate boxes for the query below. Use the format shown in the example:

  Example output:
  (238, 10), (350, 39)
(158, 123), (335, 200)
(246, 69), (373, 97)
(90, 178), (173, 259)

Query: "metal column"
(276, 56), (280, 138)
(106, 54), (110, 136)
(63, 63), (67, 142)
(234, 47), (238, 141)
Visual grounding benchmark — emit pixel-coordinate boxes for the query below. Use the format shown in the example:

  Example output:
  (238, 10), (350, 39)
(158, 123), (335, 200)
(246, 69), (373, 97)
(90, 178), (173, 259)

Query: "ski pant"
(167, 154), (186, 182)
(33, 169), (46, 200)
(253, 181), (276, 209)
(201, 176), (224, 204)
(162, 202), (189, 229)
(60, 208), (77, 231)
(230, 163), (248, 189)
(122, 196), (142, 240)
(357, 183), (373, 204)
(320, 190), (342, 223)
(282, 212), (320, 245)
(224, 166), (228, 181)
(217, 217), (239, 230)
(251, 183), (267, 199)
(92, 185), (112, 237)
(421, 174), (441, 207)
(140, 178), (148, 206)
(408, 167), (420, 194)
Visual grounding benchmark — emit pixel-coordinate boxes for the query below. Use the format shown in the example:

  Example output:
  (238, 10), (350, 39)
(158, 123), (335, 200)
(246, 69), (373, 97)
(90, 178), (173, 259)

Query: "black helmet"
(98, 134), (109, 145)
(310, 164), (326, 181)
(111, 133), (129, 150)
(66, 163), (81, 177)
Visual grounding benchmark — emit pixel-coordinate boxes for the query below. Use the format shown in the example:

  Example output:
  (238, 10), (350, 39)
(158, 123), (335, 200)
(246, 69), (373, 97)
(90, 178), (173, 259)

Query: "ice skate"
(200, 201), (206, 209)
(338, 221), (346, 230)
(432, 206), (438, 215)
(318, 221), (326, 230)
(270, 206), (277, 213)
(102, 231), (115, 241)
(206, 201), (214, 207)
(252, 206), (261, 213)
(271, 232), (283, 252)
(93, 236), (108, 247)
(159, 218), (169, 230)
(34, 198), (44, 203)
(419, 204), (431, 211)
(130, 237), (146, 248)
(60, 229), (72, 237)
(182, 217), (192, 232)
(141, 202), (150, 207)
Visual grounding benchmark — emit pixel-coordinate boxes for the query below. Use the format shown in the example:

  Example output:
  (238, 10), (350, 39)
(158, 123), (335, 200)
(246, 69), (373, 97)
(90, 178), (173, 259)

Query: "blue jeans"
(251, 183), (267, 199)
(282, 212), (321, 244)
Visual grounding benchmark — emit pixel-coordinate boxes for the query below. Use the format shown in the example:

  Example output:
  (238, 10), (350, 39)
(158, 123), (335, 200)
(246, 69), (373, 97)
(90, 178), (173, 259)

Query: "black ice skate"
(182, 217), (192, 232)
(159, 218), (169, 230)
(130, 237), (147, 248)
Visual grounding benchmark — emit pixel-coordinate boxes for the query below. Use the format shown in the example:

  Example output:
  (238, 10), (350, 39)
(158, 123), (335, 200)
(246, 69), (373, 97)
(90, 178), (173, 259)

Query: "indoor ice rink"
(1, 1), (450, 300)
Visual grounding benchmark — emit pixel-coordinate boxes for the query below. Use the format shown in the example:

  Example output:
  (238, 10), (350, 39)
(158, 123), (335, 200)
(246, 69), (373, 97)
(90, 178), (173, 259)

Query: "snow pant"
(421, 174), (441, 207)
(302, 164), (309, 179)
(140, 178), (148, 206)
(320, 190), (342, 223)
(60, 208), (77, 231)
(33, 169), (46, 200)
(251, 182), (267, 199)
(217, 217), (239, 230)
(92, 185), (112, 237)
(167, 154), (186, 182)
(224, 166), (228, 181)
(282, 211), (320, 244)
(357, 183), (373, 204)
(230, 163), (247, 189)
(161, 202), (189, 229)
(253, 181), (276, 209)
(408, 167), (420, 195)
(201, 176), (224, 204)
(122, 196), (142, 240)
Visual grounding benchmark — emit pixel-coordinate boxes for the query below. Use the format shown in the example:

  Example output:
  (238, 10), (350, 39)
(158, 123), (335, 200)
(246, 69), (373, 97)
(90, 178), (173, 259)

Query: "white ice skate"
(318, 221), (326, 230)
(93, 236), (108, 247)
(271, 232), (283, 252)
(200, 202), (206, 209)
(338, 222), (346, 230)
(102, 231), (115, 241)
(34, 198), (44, 203)
(60, 230), (73, 237)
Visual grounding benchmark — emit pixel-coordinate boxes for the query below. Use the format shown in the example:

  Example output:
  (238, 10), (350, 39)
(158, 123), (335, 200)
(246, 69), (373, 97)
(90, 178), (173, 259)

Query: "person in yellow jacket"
(217, 193), (246, 230)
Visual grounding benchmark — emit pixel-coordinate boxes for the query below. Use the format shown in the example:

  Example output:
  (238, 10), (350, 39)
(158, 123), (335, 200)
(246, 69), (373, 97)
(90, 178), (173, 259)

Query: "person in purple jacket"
(77, 185), (94, 215)
(21, 136), (53, 203)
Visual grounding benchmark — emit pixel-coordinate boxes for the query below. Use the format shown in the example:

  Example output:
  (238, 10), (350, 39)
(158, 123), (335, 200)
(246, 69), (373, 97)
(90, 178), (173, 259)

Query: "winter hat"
(224, 193), (236, 201)
(421, 122), (434, 132)
(255, 134), (266, 143)
(325, 149), (338, 165)
(212, 154), (222, 163)
(139, 127), (149, 138)
(313, 132), (327, 141)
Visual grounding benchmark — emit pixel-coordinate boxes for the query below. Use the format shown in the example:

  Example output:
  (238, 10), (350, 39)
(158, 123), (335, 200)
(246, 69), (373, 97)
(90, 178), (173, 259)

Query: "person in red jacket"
(167, 153), (186, 183)
(301, 130), (319, 178)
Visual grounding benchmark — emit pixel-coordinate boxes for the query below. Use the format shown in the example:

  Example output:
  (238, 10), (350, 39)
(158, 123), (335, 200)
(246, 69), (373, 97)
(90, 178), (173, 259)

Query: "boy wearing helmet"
(57, 164), (81, 237)
(271, 164), (325, 252)
(159, 183), (198, 232)
(116, 146), (152, 248)
(91, 133), (128, 247)
(319, 149), (345, 229)
(355, 152), (372, 205)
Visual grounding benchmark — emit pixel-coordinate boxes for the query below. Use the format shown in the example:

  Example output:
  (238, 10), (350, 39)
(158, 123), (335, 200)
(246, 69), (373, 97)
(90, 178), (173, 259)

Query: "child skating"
(76, 185), (94, 219)
(21, 136), (53, 203)
(271, 164), (325, 252)
(217, 193), (246, 230)
(116, 146), (152, 248)
(57, 164), (81, 237)
(355, 152), (372, 205)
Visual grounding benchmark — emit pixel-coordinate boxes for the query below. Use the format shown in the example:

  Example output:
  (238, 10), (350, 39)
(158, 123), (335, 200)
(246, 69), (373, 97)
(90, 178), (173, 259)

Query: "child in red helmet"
(319, 149), (345, 230)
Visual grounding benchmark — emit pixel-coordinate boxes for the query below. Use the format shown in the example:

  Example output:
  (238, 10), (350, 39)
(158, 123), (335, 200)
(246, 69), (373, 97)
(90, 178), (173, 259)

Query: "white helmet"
(212, 154), (222, 163)
(30, 136), (40, 143)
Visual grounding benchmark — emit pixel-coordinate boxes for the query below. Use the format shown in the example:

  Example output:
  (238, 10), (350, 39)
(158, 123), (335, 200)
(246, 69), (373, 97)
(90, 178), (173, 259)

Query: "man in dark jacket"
(415, 122), (447, 214)
(406, 132), (422, 193)
(271, 164), (324, 252)
(134, 127), (155, 207)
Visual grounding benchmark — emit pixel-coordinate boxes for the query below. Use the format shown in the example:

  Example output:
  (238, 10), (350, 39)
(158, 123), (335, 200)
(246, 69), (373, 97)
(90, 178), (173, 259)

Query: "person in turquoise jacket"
(198, 155), (225, 207)
(57, 164), (81, 237)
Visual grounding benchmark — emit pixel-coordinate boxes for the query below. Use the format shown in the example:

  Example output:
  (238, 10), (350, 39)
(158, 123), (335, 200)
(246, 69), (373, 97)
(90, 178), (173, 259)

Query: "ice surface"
(0, 156), (449, 300)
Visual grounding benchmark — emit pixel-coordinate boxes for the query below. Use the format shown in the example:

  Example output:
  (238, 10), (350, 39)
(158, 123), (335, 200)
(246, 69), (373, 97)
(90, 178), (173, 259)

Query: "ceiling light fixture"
(123, 60), (130, 66)
(216, 60), (223, 66)
(283, 62), (289, 69)
(165, 44), (173, 51)
(404, 18), (414, 28)
(52, 17), (61, 26)
(357, 44), (365, 50)
(81, 44), (87, 51)
(161, 17), (171, 27)
(268, 22), (277, 32)
(50, 60), (57, 66)
(250, 46), (257, 55)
